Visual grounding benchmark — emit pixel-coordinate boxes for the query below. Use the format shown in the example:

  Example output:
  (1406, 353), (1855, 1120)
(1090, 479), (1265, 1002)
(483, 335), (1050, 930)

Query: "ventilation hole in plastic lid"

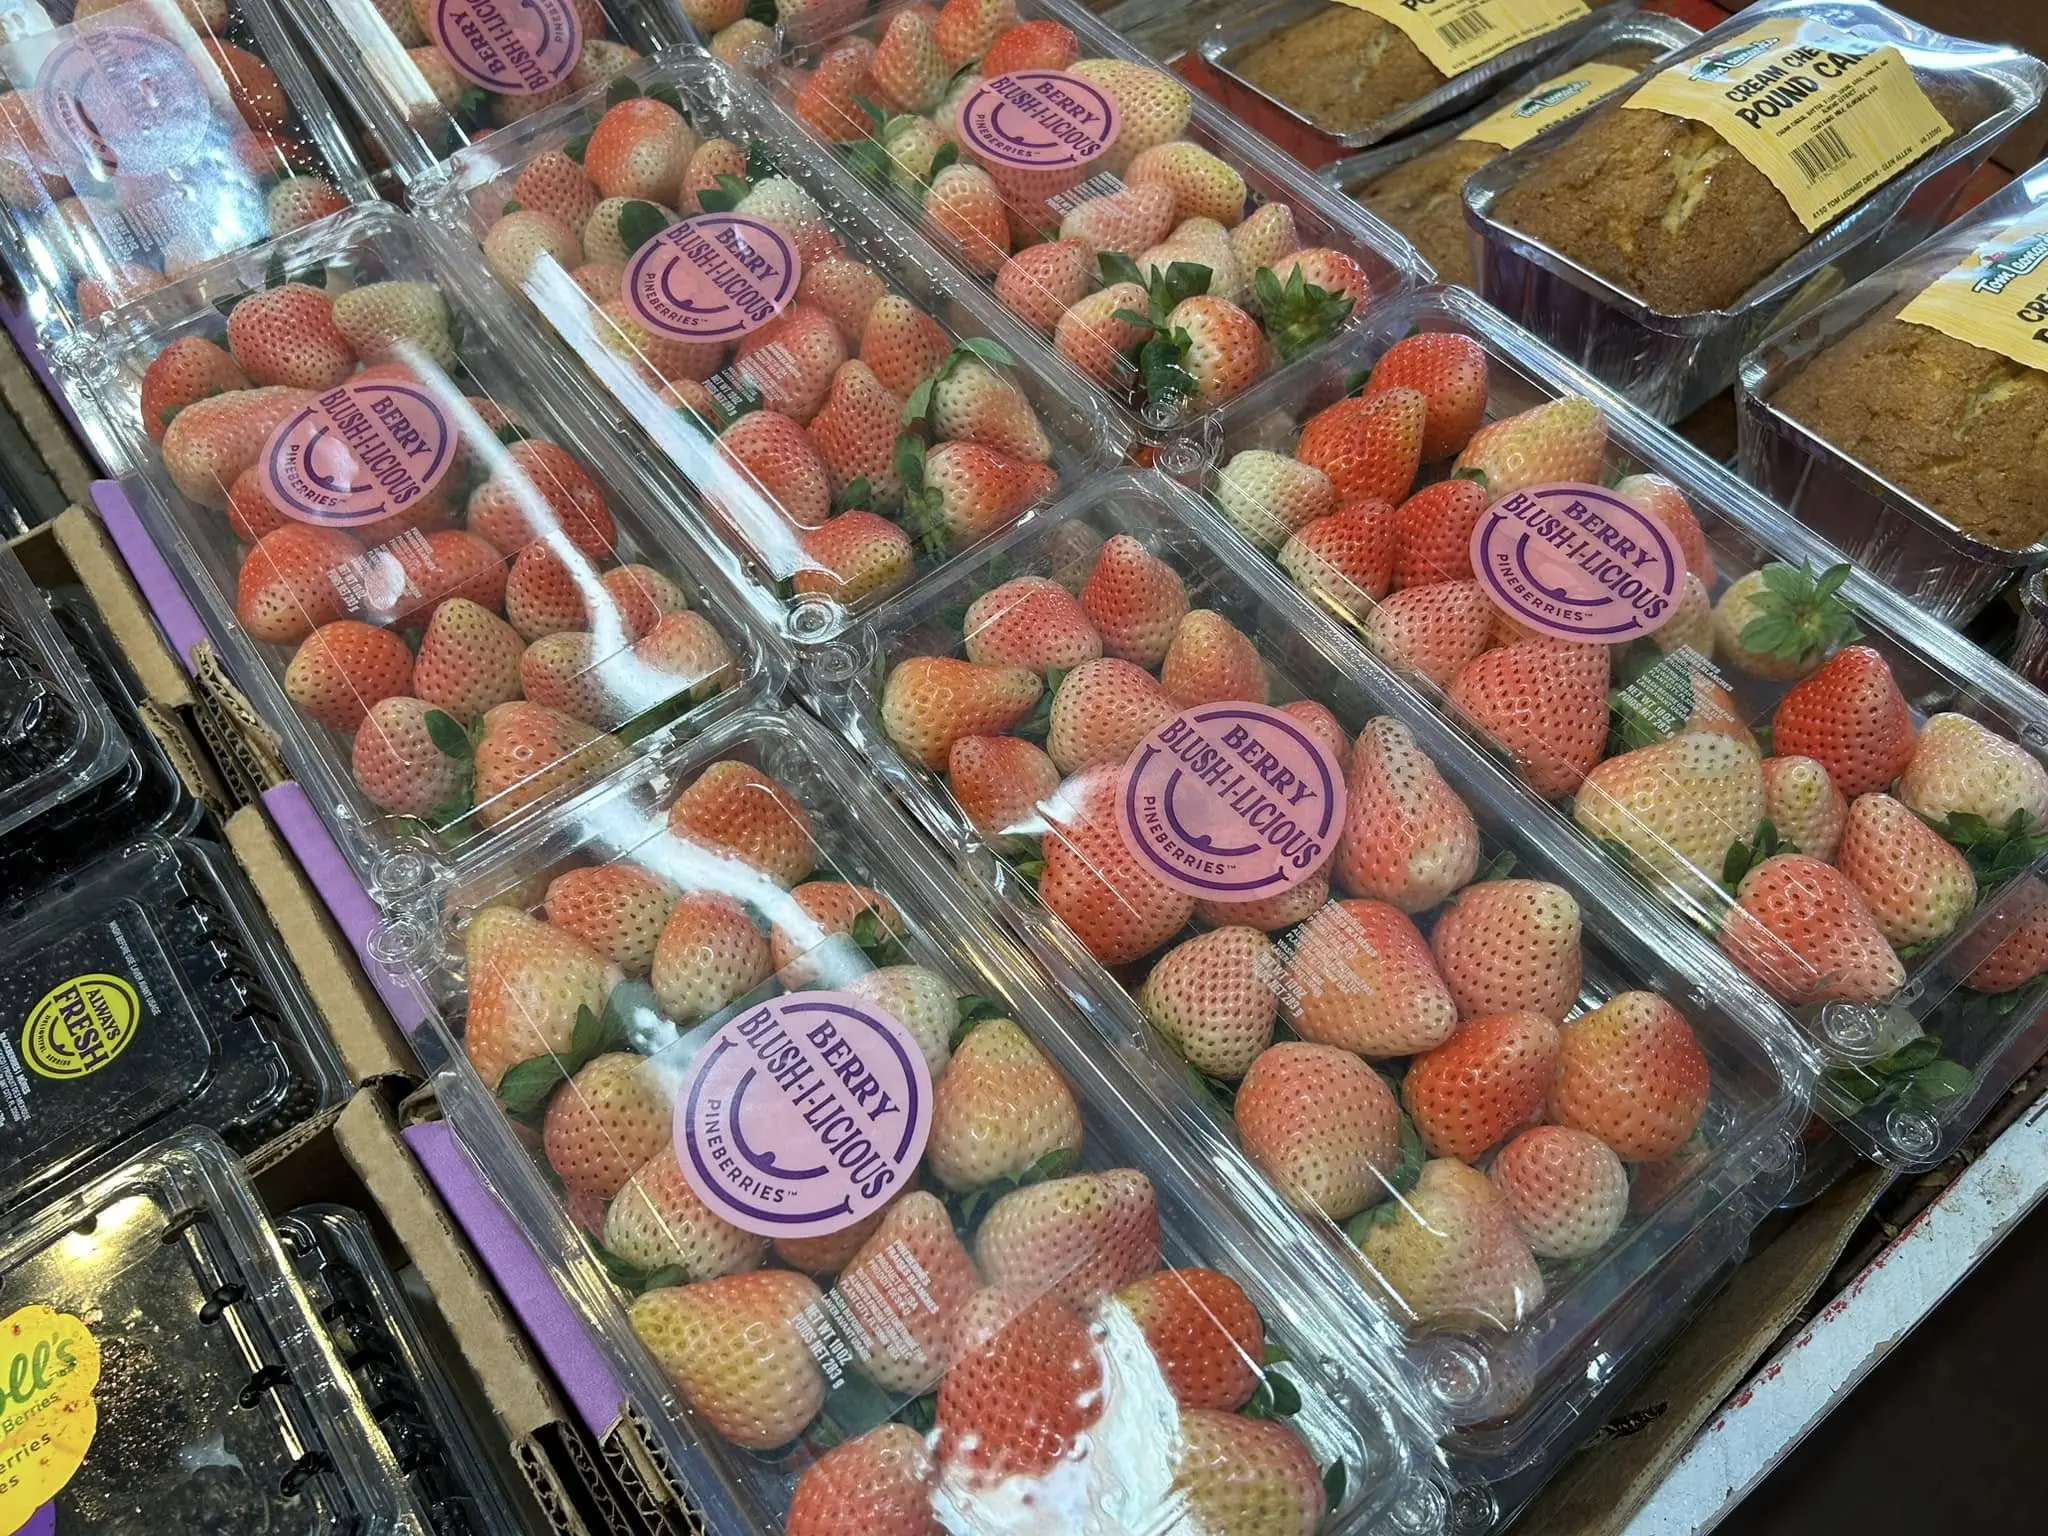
(787, 595), (842, 642)
(1886, 1103), (1942, 1163)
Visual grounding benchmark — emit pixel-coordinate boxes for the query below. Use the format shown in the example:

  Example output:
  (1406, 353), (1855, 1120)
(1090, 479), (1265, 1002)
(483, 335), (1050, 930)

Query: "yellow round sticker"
(0, 1304), (99, 1531)
(20, 976), (140, 1081)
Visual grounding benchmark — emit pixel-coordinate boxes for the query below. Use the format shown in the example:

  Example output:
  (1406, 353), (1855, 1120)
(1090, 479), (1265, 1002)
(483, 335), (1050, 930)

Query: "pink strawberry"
(793, 512), (915, 605)
(1452, 396), (1607, 499)
(924, 163), (1010, 274)
(1117, 1268), (1263, 1412)
(139, 336), (249, 443)
(1761, 754), (1847, 864)
(1549, 991), (1710, 1161)
(1722, 853), (1905, 1004)
(871, 5), (948, 112)
(720, 409), (834, 530)
(413, 598), (522, 720)
(1836, 792), (1975, 948)
(1391, 478), (1489, 589)
(929, 356), (1051, 462)
(1574, 732), (1766, 906)
(585, 97), (691, 204)
(502, 546), (591, 640)
(807, 361), (905, 503)
(1125, 141), (1245, 228)
(1286, 899), (1457, 1058)
(227, 283), (355, 390)
(981, 18), (1078, 75)
(1965, 880), (2048, 993)
(649, 891), (773, 1023)
(792, 37), (878, 142)
(734, 303), (848, 424)
(163, 386), (313, 507)
(543, 1053), (674, 1202)
(976, 1168), (1157, 1309)
(768, 880), (904, 980)
(1898, 712), (2048, 828)
(329, 282), (455, 370)
(948, 734), (1059, 839)
(1140, 926), (1277, 1080)
(1356, 1159), (1544, 1328)
(1037, 764), (1195, 965)
(935, 0), (1013, 66)
(666, 760), (817, 887)
(1212, 449), (1333, 552)
(1170, 1412), (1326, 1535)
(265, 175), (347, 232)
(462, 906), (609, 1090)
(1053, 283), (1149, 386)
(936, 1289), (1103, 1484)
(1365, 332), (1488, 462)
(236, 524), (362, 644)
(1491, 1125), (1630, 1261)
(1364, 579), (1495, 687)
(471, 701), (624, 828)
(1160, 609), (1265, 707)
(1046, 656), (1174, 774)
(1228, 201), (1300, 279)
(1295, 388), (1425, 506)
(1280, 698), (1349, 761)
(1448, 639), (1611, 798)
(785, 1425), (936, 1536)
(511, 149), (599, 231)
(1278, 498), (1397, 619)
(1058, 183), (1176, 261)
(519, 633), (627, 727)
(908, 439), (1055, 546)
(1337, 714), (1479, 912)
(484, 208), (583, 288)
(1069, 57), (1191, 170)
(928, 1017), (1083, 1190)
(468, 440), (617, 560)
(630, 1271), (825, 1450)
(385, 529), (508, 626)
(1772, 645), (1915, 800)
(1166, 295), (1265, 405)
(1404, 1011), (1560, 1161)
(544, 863), (681, 974)
(599, 564), (688, 642)
(839, 1192), (981, 1393)
(1615, 473), (1714, 586)
(798, 253), (888, 347)
(1079, 533), (1188, 666)
(1235, 1041), (1400, 1220)
(860, 293), (953, 397)
(993, 239), (1093, 334)
(1194, 874), (1330, 935)
(1431, 878), (1582, 1023)
(882, 656), (1042, 768)
(635, 610), (736, 702)
(352, 695), (469, 816)
(284, 620), (412, 733)
(964, 576), (1101, 671)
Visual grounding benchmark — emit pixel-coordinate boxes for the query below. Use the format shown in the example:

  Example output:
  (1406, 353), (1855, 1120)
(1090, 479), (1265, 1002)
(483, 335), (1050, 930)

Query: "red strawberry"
(1489, 1125), (1629, 1259)
(226, 283), (356, 390)
(502, 546), (591, 640)
(1835, 792), (1976, 949)
(1116, 1268), (1263, 1412)
(352, 696), (470, 816)
(630, 1271), (825, 1450)
(1213, 449), (1333, 552)
(964, 576), (1102, 673)
(1403, 1011), (1559, 1161)
(1286, 898), (1457, 1057)
(545, 864), (681, 974)
(237, 524), (362, 644)
(935, 0), (1013, 66)
(1771, 645), (1914, 800)
(1170, 1411), (1326, 1536)
(463, 906), (609, 1090)
(1364, 579), (1495, 687)
(1356, 1158), (1544, 1328)
(1337, 714), (1479, 912)
(936, 1289), (1102, 1484)
(860, 294), (952, 396)
(1037, 764), (1195, 965)
(1965, 879), (2048, 993)
(797, 253), (887, 346)
(1160, 610), (1265, 707)
(471, 702), (624, 828)
(468, 440), (616, 560)
(283, 620), (412, 733)
(667, 760), (817, 887)
(1140, 926), (1278, 1080)
(882, 656), (1042, 768)
(1278, 498), (1397, 619)
(413, 598), (522, 720)
(648, 890), (774, 1023)
(1295, 388), (1425, 505)
(807, 361), (905, 503)
(735, 303), (849, 424)
(1046, 657), (1174, 774)
(792, 37), (878, 142)
(1391, 478), (1488, 590)
(1722, 853), (1905, 1004)
(976, 1168), (1158, 1307)
(1079, 534), (1188, 667)
(720, 409), (834, 531)
(909, 440), (1056, 546)
(598, 564), (688, 642)
(392, 529), (507, 624)
(786, 1425), (937, 1536)
(543, 1052), (673, 1201)
(793, 511), (916, 606)
(1614, 473), (1714, 586)
(839, 1192), (981, 1393)
(948, 734), (1059, 839)
(1549, 991), (1710, 1161)
(924, 163), (1011, 275)
(981, 18), (1078, 75)
(511, 149), (599, 231)
(871, 5), (948, 112)
(1431, 878), (1583, 1023)
(1365, 332), (1488, 461)
(928, 1017), (1083, 1190)
(163, 386), (313, 508)
(929, 357), (1051, 463)
(1235, 1040), (1400, 1220)
(1452, 396), (1607, 500)
(994, 239), (1093, 335)
(1761, 754), (1847, 864)
(1448, 639), (1610, 798)
(1053, 283), (1149, 386)
(140, 337), (249, 442)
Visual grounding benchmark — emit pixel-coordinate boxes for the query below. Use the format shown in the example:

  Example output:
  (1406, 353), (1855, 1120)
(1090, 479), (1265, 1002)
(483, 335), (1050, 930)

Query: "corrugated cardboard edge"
(0, 322), (92, 505)
(11, 506), (190, 706)
(1514, 1163), (1893, 1536)
(611, 1406), (709, 1536)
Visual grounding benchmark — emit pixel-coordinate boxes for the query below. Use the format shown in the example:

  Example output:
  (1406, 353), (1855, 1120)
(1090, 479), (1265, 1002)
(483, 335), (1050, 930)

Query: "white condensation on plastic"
(1621, 1097), (2048, 1536)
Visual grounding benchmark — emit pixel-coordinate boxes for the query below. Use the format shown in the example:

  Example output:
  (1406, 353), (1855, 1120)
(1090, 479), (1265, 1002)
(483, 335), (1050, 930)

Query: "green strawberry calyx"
(900, 336), (1020, 430)
(1253, 263), (1355, 363)
(692, 174), (753, 215)
(1735, 562), (1862, 669)
(1101, 251), (1209, 408)
(495, 987), (635, 1119)
(1722, 817), (1795, 890)
(1923, 806), (2048, 892)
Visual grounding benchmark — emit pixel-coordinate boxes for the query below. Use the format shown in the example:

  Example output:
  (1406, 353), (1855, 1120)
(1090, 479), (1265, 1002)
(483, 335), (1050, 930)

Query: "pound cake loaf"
(1772, 299), (2048, 551)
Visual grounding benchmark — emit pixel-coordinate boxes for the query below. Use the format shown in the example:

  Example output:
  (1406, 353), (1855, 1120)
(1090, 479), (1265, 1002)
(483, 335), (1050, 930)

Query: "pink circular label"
(959, 70), (1120, 172)
(621, 214), (802, 343)
(1116, 702), (1347, 903)
(428, 0), (583, 95)
(1469, 482), (1683, 644)
(675, 991), (933, 1239)
(34, 26), (209, 180)
(260, 378), (456, 528)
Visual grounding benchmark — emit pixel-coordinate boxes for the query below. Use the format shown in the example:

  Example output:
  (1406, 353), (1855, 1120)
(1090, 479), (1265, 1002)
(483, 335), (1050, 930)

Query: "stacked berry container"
(759, 0), (1429, 447)
(419, 53), (1124, 649)
(282, 0), (686, 182)
(1177, 284), (2048, 1172)
(375, 703), (1455, 1536)
(64, 202), (775, 904)
(0, 0), (370, 341)
(808, 466), (1807, 1523)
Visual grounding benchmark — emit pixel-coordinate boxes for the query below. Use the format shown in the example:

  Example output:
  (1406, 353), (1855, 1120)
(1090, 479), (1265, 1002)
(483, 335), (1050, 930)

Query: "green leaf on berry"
(1322, 1462), (1349, 1519)
(423, 708), (475, 761)
(745, 139), (779, 182)
(955, 335), (1017, 369)
(617, 200), (670, 254)
(605, 76), (641, 105)
(835, 476), (874, 513)
(1255, 264), (1355, 362)
(562, 133), (589, 163)
(593, 1245), (685, 1295)
(1476, 849), (1517, 883)
(1735, 562), (1862, 669)
(1099, 250), (1145, 289)
(744, 0), (776, 23)
(497, 1054), (569, 1117)
(1723, 818), (1794, 890)
(851, 907), (909, 967)
(1926, 807), (2048, 893)
(926, 140), (958, 180)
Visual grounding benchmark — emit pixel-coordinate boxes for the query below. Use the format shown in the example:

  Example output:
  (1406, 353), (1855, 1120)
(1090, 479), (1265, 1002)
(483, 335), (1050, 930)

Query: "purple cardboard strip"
(260, 781), (427, 1036)
(402, 1119), (628, 1440)
(89, 479), (208, 671)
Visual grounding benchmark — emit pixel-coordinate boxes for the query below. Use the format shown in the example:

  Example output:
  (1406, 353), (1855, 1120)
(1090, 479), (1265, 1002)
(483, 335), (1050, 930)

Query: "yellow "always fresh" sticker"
(0, 1306), (99, 1534)
(1896, 217), (2048, 373)
(1332, 0), (1590, 80)
(1458, 59), (1639, 148)
(1624, 19), (1952, 233)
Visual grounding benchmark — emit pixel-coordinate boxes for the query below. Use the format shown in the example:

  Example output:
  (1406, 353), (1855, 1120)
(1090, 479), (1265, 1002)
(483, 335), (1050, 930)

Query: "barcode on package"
(1789, 124), (1854, 184)
(1437, 8), (1495, 46)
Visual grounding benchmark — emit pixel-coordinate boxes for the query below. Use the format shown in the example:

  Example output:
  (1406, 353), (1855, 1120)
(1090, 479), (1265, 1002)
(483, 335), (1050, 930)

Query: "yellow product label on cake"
(1896, 217), (2048, 373)
(1331, 0), (1590, 80)
(1624, 19), (1952, 233)
(1458, 59), (1638, 148)
(0, 1306), (99, 1532)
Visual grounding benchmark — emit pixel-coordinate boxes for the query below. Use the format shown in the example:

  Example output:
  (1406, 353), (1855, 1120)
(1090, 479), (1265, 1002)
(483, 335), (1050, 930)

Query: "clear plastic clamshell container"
(375, 702), (1454, 1536)
(419, 51), (1128, 649)
(1461, 0), (2047, 423)
(1323, 10), (1700, 291)
(0, 539), (133, 845)
(0, 0), (371, 342)
(806, 464), (1807, 1519)
(1186, 283), (2048, 1172)
(0, 1128), (424, 1534)
(0, 831), (350, 1213)
(64, 201), (776, 904)
(1736, 160), (2048, 627)
(282, 0), (686, 184)
(758, 0), (1429, 448)
(1197, 0), (1637, 153)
